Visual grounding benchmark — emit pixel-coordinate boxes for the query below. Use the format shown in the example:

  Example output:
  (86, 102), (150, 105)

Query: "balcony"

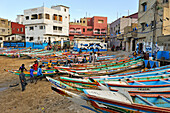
(53, 30), (62, 33)
(53, 20), (62, 24)
(69, 30), (81, 34)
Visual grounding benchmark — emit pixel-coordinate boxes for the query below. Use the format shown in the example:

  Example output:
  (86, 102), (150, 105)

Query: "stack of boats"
(47, 64), (170, 112)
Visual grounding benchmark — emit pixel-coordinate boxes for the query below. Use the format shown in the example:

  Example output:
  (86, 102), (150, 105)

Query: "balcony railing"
(94, 31), (100, 34)
(70, 31), (81, 34)
(53, 20), (62, 24)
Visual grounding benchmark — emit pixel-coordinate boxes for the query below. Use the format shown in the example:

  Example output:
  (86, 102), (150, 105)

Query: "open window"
(31, 14), (38, 20)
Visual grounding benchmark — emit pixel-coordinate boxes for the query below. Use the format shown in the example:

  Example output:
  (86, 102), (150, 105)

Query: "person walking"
(19, 64), (27, 91)
(89, 53), (93, 63)
(30, 66), (34, 83)
(35, 65), (43, 84)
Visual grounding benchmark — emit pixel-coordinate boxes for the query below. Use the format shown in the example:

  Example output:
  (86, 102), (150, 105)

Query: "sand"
(0, 51), (137, 113)
(0, 56), (93, 113)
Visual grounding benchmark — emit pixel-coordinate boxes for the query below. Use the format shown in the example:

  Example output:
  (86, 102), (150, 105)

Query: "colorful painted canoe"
(84, 64), (170, 80)
(5, 69), (57, 77)
(57, 59), (143, 76)
(50, 82), (170, 113)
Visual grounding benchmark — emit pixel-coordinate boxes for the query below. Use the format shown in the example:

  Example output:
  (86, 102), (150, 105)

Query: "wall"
(23, 5), (69, 43)
(11, 22), (25, 34)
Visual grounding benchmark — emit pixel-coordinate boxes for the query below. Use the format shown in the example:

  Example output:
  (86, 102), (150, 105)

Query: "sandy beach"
(0, 56), (93, 113)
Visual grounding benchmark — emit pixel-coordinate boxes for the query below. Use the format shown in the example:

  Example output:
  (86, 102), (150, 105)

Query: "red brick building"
(11, 22), (25, 35)
(5, 22), (25, 41)
(69, 16), (107, 41)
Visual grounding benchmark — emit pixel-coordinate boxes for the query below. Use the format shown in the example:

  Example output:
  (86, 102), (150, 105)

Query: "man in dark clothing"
(19, 64), (27, 91)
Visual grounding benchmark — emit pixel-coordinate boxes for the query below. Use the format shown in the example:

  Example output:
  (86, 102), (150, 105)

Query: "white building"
(17, 5), (70, 43)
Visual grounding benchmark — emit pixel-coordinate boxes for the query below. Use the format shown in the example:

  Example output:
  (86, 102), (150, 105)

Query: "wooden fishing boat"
(84, 64), (170, 80)
(5, 69), (57, 77)
(57, 59), (143, 76)
(54, 57), (138, 70)
(50, 83), (170, 113)
(84, 89), (170, 113)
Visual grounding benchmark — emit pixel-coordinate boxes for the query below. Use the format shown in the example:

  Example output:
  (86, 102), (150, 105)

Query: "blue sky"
(0, 0), (139, 23)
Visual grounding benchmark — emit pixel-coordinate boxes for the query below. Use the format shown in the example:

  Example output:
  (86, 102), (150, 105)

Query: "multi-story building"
(138, 0), (170, 52)
(5, 22), (25, 41)
(110, 13), (138, 48)
(124, 23), (138, 52)
(69, 16), (107, 41)
(0, 18), (11, 47)
(17, 5), (69, 43)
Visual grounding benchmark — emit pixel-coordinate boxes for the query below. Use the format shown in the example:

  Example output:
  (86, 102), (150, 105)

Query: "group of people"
(18, 60), (44, 91)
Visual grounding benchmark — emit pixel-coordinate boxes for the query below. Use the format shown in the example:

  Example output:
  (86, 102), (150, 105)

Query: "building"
(4, 22), (25, 42)
(110, 13), (138, 49)
(124, 23), (138, 52)
(138, 0), (170, 52)
(69, 16), (107, 41)
(0, 18), (11, 47)
(17, 5), (70, 44)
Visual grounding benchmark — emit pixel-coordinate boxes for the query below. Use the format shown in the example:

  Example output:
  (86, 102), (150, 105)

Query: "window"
(29, 37), (34, 41)
(58, 27), (62, 31)
(59, 15), (62, 21)
(38, 37), (40, 40)
(45, 14), (50, 19)
(83, 28), (85, 32)
(142, 2), (147, 12)
(83, 21), (85, 23)
(17, 28), (19, 32)
(39, 26), (44, 29)
(0, 37), (3, 40)
(53, 26), (58, 30)
(65, 16), (67, 18)
(141, 23), (146, 31)
(31, 14), (38, 20)
(12, 37), (14, 40)
(21, 28), (23, 32)
(53, 14), (58, 20)
(64, 8), (67, 12)
(163, 0), (168, 3)
(87, 29), (93, 31)
(2, 29), (5, 32)
(26, 16), (29, 20)
(29, 26), (34, 31)
(98, 20), (104, 23)
(38, 14), (43, 19)
(1, 20), (5, 24)
(88, 19), (90, 22)
(8, 37), (10, 41)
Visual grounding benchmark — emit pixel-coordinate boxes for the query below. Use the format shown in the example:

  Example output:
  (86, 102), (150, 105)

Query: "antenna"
(117, 12), (118, 19)
(128, 10), (129, 16)
(86, 12), (87, 17)
(43, 2), (44, 7)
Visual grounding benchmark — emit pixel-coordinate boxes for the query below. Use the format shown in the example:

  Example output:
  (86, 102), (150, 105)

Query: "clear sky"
(0, 0), (139, 23)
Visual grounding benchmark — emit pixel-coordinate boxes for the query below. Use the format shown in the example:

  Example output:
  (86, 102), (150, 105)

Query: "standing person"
(33, 61), (38, 71)
(47, 60), (52, 69)
(30, 66), (34, 83)
(19, 64), (27, 91)
(82, 56), (87, 63)
(92, 52), (96, 64)
(89, 53), (93, 63)
(73, 56), (79, 63)
(35, 65), (43, 84)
